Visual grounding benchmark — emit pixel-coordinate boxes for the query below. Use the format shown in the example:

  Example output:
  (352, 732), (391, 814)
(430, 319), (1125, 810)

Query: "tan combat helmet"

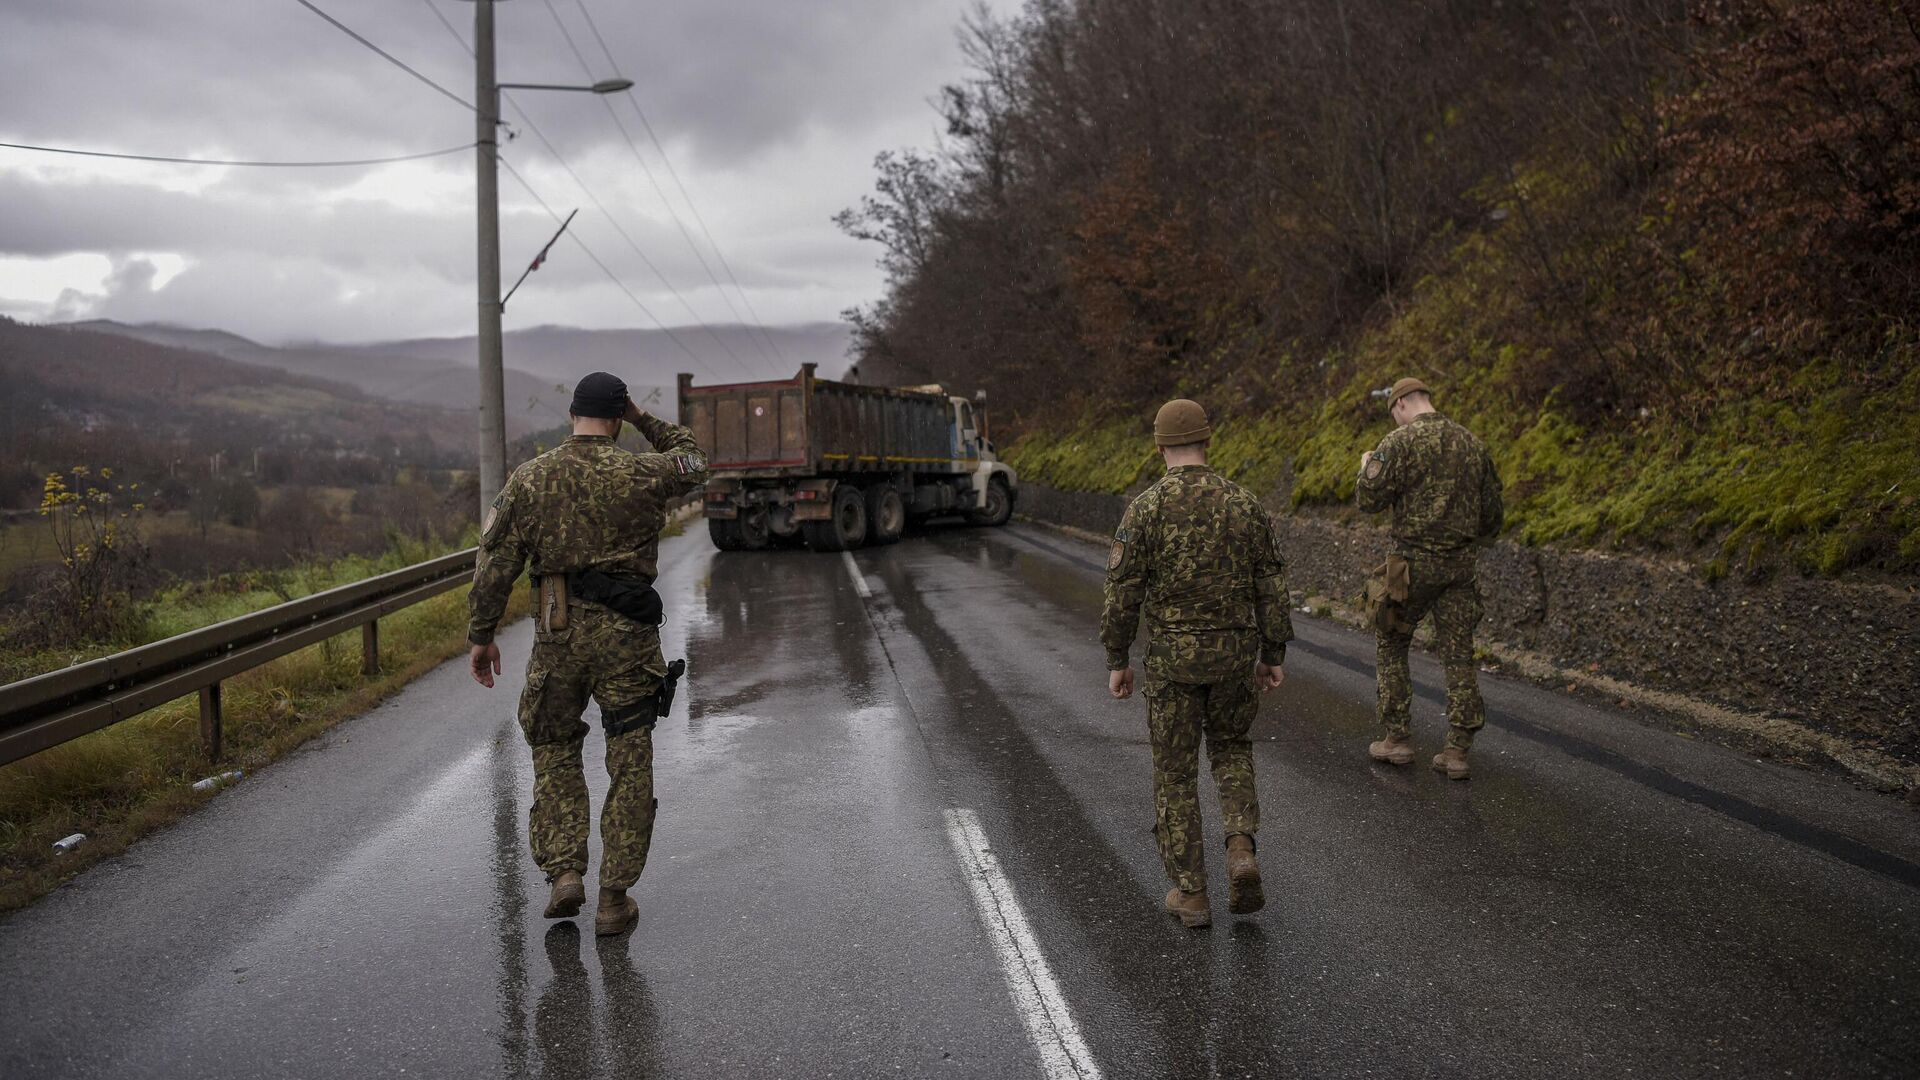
(1154, 399), (1213, 446)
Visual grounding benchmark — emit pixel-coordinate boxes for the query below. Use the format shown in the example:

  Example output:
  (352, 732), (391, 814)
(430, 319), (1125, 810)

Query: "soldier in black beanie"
(468, 369), (708, 935)
(569, 371), (629, 420)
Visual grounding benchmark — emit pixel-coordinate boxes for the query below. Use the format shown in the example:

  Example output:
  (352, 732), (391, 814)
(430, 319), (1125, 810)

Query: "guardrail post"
(361, 620), (380, 676)
(199, 682), (223, 762)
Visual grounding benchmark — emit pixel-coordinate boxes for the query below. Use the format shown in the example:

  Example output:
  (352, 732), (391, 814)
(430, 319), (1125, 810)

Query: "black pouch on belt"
(567, 569), (664, 626)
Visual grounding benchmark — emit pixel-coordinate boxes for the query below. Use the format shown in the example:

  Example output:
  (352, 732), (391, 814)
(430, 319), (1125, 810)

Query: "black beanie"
(570, 371), (628, 419)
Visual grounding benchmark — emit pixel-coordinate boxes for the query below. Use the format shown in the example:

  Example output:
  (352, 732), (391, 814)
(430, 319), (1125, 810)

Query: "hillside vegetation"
(839, 0), (1920, 577)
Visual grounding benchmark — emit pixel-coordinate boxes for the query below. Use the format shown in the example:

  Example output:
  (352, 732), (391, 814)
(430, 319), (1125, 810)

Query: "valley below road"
(2, 524), (1916, 1078)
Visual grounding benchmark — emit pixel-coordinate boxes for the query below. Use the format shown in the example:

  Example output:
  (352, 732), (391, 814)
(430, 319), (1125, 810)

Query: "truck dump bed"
(678, 365), (959, 477)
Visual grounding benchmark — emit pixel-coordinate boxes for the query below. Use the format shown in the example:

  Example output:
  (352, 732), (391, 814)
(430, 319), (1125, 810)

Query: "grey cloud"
(0, 0), (1015, 342)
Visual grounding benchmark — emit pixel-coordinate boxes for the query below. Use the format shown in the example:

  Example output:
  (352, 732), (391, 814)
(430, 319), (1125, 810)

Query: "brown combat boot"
(1368, 735), (1415, 766)
(543, 870), (585, 919)
(1164, 887), (1211, 929)
(595, 887), (639, 936)
(1224, 835), (1264, 915)
(1432, 746), (1470, 781)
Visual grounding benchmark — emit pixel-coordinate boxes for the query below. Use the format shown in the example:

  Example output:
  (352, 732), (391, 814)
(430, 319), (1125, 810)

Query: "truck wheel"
(708, 516), (748, 551)
(804, 485), (868, 551)
(968, 477), (1013, 527)
(709, 511), (769, 551)
(866, 487), (905, 546)
(738, 508), (773, 549)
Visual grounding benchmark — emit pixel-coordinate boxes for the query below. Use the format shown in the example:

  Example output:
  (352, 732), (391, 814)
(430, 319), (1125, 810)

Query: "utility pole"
(464, 2), (629, 519)
(472, 0), (507, 519)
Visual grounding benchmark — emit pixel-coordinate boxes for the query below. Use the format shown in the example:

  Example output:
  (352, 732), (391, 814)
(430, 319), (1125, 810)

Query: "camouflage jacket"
(1100, 465), (1294, 682)
(468, 414), (707, 645)
(1355, 411), (1504, 559)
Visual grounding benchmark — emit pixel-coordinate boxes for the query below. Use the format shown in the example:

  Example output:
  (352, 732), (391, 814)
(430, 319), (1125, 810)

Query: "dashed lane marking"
(944, 808), (1104, 1080)
(840, 550), (873, 598)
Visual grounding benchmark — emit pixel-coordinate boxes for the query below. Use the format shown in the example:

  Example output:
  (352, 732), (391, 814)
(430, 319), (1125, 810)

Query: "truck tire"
(804, 485), (868, 551)
(709, 511), (770, 551)
(967, 477), (1013, 527)
(708, 516), (748, 551)
(866, 487), (905, 546)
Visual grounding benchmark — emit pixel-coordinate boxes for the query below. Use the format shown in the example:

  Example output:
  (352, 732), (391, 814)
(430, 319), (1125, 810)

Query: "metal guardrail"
(0, 547), (478, 767)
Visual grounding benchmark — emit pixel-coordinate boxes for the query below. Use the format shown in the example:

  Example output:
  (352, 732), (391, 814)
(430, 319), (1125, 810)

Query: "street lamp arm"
(496, 78), (633, 94)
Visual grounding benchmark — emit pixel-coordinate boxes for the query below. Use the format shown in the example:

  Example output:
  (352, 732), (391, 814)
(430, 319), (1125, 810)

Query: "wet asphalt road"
(3, 522), (1918, 1078)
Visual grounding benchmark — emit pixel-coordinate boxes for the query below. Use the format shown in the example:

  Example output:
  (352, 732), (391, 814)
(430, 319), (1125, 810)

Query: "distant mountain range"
(68, 320), (850, 431)
(0, 318), (475, 454)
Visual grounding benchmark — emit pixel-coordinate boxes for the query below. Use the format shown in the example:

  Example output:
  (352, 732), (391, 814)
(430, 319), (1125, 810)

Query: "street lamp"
(466, 0), (633, 519)
(497, 78), (634, 94)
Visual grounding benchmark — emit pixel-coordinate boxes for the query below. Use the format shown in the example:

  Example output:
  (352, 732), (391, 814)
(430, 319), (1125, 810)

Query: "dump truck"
(678, 364), (1017, 551)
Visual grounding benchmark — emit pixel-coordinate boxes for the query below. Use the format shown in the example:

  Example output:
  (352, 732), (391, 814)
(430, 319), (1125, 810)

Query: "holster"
(602, 658), (687, 736)
(1362, 555), (1413, 636)
(538, 574), (570, 633)
(655, 658), (685, 717)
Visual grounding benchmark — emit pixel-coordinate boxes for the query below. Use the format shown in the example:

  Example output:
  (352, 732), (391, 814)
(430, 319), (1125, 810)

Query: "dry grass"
(0, 510), (259, 578)
(0, 581), (530, 913)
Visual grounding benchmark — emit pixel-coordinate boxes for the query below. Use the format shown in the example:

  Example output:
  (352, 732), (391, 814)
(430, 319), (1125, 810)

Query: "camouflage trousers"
(1376, 556), (1485, 750)
(518, 604), (667, 891)
(1145, 674), (1260, 895)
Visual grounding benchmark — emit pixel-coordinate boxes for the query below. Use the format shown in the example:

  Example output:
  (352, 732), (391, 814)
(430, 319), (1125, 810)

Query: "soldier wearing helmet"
(1100, 399), (1293, 929)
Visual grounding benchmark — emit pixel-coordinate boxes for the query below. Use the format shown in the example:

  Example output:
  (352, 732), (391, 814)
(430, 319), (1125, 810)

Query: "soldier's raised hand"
(623, 395), (646, 424)
(1109, 666), (1135, 700)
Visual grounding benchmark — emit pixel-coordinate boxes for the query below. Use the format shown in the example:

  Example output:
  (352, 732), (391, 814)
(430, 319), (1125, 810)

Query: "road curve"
(2, 523), (1916, 1078)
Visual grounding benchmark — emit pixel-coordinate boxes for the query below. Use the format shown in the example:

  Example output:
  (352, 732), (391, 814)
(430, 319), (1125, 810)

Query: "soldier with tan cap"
(1100, 398), (1294, 928)
(1356, 378), (1504, 779)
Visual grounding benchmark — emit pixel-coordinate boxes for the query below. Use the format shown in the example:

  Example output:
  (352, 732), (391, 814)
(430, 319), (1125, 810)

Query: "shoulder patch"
(1108, 540), (1126, 571)
(1363, 456), (1384, 481)
(669, 453), (702, 475)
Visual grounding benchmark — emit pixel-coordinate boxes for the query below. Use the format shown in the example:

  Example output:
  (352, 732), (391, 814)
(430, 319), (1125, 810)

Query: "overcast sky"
(0, 0), (1013, 345)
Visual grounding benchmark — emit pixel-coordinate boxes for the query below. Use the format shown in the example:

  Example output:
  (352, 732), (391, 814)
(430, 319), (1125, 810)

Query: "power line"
(417, 0), (471, 54)
(540, 0), (778, 368)
(497, 155), (720, 380)
(502, 107), (750, 375)
(417, 0), (750, 375)
(292, 0), (476, 116)
(0, 140), (475, 168)
(573, 0), (787, 366)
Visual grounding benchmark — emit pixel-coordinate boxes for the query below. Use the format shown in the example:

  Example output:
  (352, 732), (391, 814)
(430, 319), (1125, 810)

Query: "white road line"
(840, 550), (872, 598)
(944, 808), (1105, 1080)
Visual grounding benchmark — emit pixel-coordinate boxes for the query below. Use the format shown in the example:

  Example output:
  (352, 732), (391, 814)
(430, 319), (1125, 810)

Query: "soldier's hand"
(623, 396), (646, 424)
(1109, 667), (1135, 700)
(1254, 662), (1285, 692)
(470, 642), (502, 688)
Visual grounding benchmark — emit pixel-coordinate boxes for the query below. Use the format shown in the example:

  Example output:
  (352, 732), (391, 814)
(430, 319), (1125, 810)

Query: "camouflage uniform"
(1355, 412), (1504, 749)
(468, 415), (707, 889)
(1100, 465), (1294, 895)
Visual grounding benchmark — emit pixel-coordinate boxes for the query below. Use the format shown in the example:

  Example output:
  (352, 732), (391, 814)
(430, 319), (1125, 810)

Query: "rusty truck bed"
(678, 365), (964, 477)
